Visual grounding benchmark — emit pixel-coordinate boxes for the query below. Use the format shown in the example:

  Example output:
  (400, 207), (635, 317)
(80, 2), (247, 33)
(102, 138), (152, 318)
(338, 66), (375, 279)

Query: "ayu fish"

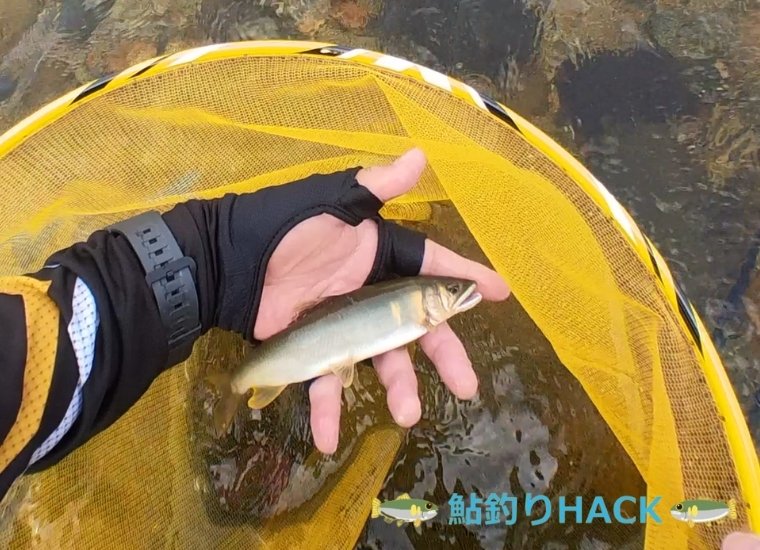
(208, 276), (483, 433)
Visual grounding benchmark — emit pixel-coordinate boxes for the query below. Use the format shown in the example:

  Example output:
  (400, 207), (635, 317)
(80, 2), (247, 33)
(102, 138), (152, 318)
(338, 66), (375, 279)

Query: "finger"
(308, 374), (343, 454)
(421, 239), (511, 301)
(419, 322), (478, 400)
(721, 532), (760, 550)
(373, 347), (422, 428)
(356, 148), (427, 202)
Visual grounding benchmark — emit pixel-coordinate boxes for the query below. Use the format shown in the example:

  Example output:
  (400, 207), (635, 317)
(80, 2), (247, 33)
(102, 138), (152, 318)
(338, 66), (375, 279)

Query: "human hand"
(723, 532), (760, 549)
(254, 148), (510, 453)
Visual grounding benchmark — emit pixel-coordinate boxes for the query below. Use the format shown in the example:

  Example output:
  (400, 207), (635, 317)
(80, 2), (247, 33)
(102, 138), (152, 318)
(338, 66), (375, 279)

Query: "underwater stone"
(57, 0), (115, 41)
(0, 73), (18, 102)
(230, 16), (280, 41)
(554, 48), (701, 139)
(649, 8), (735, 61)
(379, 0), (539, 79)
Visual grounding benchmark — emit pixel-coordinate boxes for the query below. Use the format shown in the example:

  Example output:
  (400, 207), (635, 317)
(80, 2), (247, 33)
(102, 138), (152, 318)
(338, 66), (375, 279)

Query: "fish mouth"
(454, 283), (482, 312)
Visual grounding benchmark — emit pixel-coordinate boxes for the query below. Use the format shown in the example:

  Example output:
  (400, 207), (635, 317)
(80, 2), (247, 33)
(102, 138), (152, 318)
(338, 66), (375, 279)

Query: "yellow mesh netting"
(0, 44), (757, 549)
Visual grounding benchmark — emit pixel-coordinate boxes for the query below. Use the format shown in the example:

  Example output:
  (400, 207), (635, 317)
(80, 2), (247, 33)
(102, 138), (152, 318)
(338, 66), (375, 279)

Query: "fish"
(670, 499), (737, 526)
(371, 493), (439, 527)
(207, 276), (483, 434)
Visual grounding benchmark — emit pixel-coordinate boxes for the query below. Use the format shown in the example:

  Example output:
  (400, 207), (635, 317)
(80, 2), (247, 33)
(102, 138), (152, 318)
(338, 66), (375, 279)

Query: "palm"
(255, 215), (378, 341)
(251, 149), (510, 454)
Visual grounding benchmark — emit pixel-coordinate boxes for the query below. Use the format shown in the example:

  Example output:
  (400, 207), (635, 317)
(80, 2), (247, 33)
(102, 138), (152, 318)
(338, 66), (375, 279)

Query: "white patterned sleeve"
(29, 277), (99, 465)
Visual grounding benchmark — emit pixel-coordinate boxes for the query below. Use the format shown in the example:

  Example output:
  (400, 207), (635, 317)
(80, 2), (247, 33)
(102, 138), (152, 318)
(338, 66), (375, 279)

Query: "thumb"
(355, 148), (427, 202)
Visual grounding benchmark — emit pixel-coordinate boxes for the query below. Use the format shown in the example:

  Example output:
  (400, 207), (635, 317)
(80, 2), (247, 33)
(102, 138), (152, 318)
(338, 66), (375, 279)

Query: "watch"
(108, 211), (201, 366)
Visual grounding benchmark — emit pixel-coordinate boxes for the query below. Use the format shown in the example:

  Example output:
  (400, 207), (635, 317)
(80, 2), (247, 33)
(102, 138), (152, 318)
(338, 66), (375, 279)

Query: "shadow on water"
(0, 0), (758, 548)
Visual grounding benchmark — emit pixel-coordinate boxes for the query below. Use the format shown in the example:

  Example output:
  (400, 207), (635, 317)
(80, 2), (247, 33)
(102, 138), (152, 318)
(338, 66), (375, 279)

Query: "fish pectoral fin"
(333, 363), (356, 388)
(414, 519), (422, 528)
(247, 385), (287, 409)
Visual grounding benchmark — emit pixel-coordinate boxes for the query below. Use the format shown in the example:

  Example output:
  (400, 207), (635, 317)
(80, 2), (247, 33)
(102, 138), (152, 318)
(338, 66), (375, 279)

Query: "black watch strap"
(107, 211), (201, 366)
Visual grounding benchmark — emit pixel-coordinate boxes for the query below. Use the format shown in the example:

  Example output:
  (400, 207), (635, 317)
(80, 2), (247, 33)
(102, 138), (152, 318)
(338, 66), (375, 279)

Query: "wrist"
(107, 210), (201, 366)
(161, 199), (221, 335)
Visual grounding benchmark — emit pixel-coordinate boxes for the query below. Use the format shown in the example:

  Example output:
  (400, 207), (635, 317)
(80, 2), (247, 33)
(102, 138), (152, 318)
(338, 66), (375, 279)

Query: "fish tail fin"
(728, 499), (737, 520)
(206, 371), (243, 435)
(371, 498), (381, 518)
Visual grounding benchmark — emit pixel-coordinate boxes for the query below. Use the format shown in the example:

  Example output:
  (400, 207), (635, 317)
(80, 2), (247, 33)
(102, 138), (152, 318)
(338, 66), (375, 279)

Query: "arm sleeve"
(0, 208), (218, 502)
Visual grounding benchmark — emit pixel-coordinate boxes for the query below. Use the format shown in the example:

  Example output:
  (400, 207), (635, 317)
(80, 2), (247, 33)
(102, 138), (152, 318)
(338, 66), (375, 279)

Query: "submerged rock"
(0, 2), (44, 58)
(0, 74), (18, 103)
(649, 7), (736, 61)
(200, 0), (285, 42)
(555, 48), (701, 139)
(527, 0), (648, 78)
(57, 0), (116, 41)
(379, 0), (539, 80)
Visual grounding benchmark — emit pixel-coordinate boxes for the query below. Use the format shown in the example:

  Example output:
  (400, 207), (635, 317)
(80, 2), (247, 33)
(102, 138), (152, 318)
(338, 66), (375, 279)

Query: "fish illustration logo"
(670, 499), (737, 526)
(371, 493), (439, 527)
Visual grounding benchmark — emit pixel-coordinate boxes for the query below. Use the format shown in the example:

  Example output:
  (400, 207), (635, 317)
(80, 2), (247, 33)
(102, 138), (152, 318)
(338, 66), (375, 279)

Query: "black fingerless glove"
(19, 167), (426, 472)
(163, 167), (427, 343)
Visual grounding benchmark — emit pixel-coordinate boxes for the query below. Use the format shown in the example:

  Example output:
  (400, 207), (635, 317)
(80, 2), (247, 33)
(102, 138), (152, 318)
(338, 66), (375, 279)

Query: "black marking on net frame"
(130, 55), (170, 79)
(72, 74), (114, 103)
(305, 45), (520, 132)
(674, 281), (703, 354)
(644, 239), (662, 281)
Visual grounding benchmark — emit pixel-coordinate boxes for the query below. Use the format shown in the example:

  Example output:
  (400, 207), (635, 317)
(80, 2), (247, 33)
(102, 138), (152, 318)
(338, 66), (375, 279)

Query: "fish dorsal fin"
(397, 493), (410, 500)
(333, 364), (356, 388)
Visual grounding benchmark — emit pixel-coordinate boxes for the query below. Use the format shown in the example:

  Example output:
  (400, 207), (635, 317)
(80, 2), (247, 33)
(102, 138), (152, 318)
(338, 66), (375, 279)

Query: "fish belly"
(695, 509), (728, 523)
(235, 291), (427, 390)
(380, 507), (414, 521)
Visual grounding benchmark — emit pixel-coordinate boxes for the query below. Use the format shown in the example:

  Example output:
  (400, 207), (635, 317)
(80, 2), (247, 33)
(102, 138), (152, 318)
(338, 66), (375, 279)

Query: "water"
(0, 0), (758, 548)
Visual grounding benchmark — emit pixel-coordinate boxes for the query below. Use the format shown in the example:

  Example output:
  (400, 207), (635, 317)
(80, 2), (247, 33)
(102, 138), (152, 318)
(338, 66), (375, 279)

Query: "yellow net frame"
(0, 40), (756, 549)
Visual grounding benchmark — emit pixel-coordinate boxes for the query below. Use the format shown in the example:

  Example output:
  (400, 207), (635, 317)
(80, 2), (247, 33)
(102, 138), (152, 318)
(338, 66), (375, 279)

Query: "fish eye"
(426, 502), (433, 510)
(676, 504), (683, 510)
(446, 283), (459, 295)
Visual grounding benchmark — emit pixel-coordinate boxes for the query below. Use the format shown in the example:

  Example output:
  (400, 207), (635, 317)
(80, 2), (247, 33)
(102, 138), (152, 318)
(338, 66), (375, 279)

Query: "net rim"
(0, 38), (757, 532)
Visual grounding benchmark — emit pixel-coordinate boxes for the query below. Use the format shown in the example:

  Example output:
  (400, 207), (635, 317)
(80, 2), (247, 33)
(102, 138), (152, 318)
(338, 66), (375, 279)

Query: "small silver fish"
(208, 276), (482, 433)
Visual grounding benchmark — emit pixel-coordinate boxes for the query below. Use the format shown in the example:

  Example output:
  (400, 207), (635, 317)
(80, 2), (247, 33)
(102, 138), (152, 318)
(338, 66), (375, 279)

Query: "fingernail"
(457, 372), (479, 400)
(394, 399), (421, 428)
(318, 420), (338, 454)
